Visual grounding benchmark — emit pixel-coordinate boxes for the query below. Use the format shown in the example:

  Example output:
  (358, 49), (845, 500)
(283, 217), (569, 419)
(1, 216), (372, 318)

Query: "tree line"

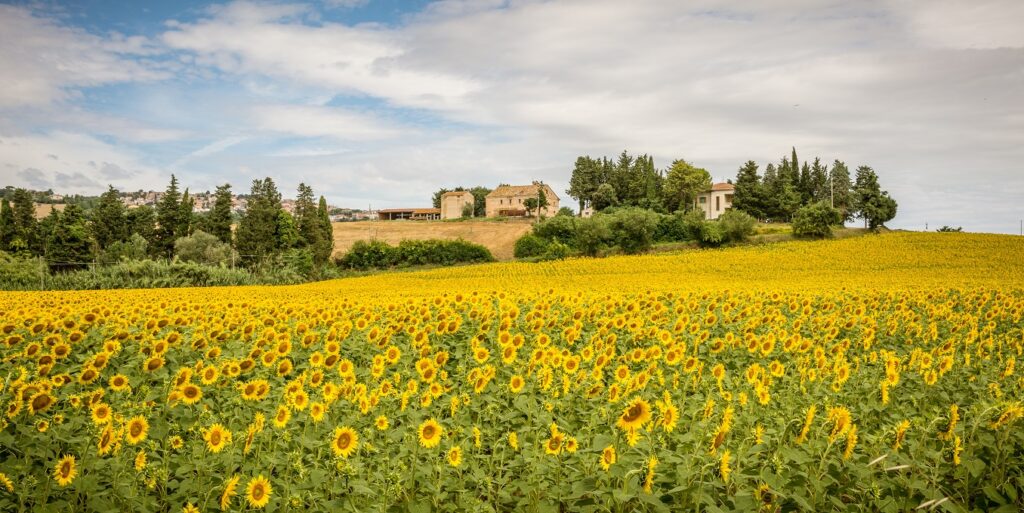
(565, 148), (897, 230)
(0, 176), (334, 273)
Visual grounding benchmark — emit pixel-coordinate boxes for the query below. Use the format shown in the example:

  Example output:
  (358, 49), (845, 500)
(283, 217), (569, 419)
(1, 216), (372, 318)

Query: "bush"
(99, 233), (149, 265)
(556, 207), (576, 217)
(575, 216), (612, 257)
(605, 207), (660, 254)
(0, 252), (45, 290)
(698, 221), (725, 246)
(680, 210), (708, 242)
(174, 230), (235, 266)
(514, 234), (550, 259)
(792, 202), (841, 238)
(337, 239), (495, 270)
(532, 215), (578, 245)
(336, 240), (397, 270)
(540, 241), (572, 261)
(718, 210), (757, 243)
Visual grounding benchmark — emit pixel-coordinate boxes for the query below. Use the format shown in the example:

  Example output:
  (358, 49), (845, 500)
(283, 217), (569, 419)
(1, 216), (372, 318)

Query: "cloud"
(251, 104), (406, 140)
(0, 5), (169, 109)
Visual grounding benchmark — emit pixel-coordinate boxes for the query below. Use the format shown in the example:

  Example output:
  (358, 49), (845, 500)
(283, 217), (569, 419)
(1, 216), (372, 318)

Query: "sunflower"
(544, 431), (564, 455)
(331, 426), (358, 458)
(143, 356), (164, 372)
(273, 405), (290, 429)
(508, 375), (525, 393)
(135, 450), (147, 471)
(246, 475), (272, 509)
(600, 446), (616, 471)
(53, 454), (77, 487)
(309, 402), (326, 423)
(508, 431), (519, 451)
(204, 424), (232, 453)
(220, 474), (240, 510)
(0, 472), (13, 493)
(447, 445), (463, 467)
(720, 450), (732, 483)
(90, 403), (112, 425)
(616, 397), (652, 432)
(375, 415), (389, 430)
(183, 503), (200, 513)
(179, 384), (203, 405)
(109, 374), (130, 392)
(417, 419), (443, 448)
(28, 392), (55, 415)
(125, 415), (149, 445)
(97, 424), (116, 455)
(169, 435), (184, 450)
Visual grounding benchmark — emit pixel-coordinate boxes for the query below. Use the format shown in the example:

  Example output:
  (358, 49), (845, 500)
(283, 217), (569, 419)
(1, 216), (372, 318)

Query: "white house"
(695, 182), (735, 220)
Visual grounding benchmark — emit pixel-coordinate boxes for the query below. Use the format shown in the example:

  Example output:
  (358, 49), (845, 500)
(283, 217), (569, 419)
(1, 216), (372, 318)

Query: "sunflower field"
(1, 232), (1023, 512)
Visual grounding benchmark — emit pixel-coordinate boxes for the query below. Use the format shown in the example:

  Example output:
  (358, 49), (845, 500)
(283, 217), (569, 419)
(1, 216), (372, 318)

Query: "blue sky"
(1, 0), (1022, 233)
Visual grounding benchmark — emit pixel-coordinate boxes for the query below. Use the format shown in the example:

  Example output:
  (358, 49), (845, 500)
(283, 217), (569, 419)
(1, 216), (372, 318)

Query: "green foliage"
(177, 188), (194, 237)
(0, 199), (14, 251)
(567, 151), (662, 213)
(99, 233), (149, 264)
(937, 226), (963, 232)
(731, 160), (765, 219)
(236, 177), (284, 267)
(717, 209), (757, 242)
(461, 202), (474, 218)
(592, 183), (618, 211)
(4, 188), (40, 255)
(154, 175), (181, 258)
(514, 234), (550, 259)
(91, 185), (128, 250)
(523, 197), (539, 216)
(206, 183), (234, 245)
(854, 166), (898, 230)
(46, 204), (92, 272)
(315, 196), (335, 265)
(605, 207), (661, 254)
(126, 205), (157, 254)
(337, 239), (495, 270)
(0, 251), (45, 288)
(174, 230), (235, 266)
(792, 202), (842, 238)
(557, 207), (575, 217)
(575, 215), (612, 257)
(532, 215), (578, 246)
(539, 240), (571, 261)
(662, 159), (711, 213)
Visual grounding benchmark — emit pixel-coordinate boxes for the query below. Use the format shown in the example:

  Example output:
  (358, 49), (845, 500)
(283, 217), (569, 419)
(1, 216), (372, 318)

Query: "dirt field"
(332, 219), (534, 260)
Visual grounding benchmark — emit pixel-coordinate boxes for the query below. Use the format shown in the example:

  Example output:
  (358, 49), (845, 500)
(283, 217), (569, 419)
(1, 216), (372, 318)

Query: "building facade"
(485, 182), (560, 218)
(440, 191), (475, 220)
(695, 183), (735, 220)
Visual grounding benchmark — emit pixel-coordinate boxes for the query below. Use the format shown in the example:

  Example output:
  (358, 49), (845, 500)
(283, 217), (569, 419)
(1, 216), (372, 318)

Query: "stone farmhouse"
(695, 182), (735, 220)
(440, 191), (474, 220)
(485, 182), (560, 218)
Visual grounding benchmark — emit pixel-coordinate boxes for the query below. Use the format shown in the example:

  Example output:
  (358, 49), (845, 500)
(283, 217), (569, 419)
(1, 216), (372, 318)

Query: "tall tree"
(46, 204), (92, 272)
(761, 163), (781, 220)
(92, 185), (128, 250)
(662, 159), (711, 213)
(177, 189), (194, 238)
(236, 178), (284, 267)
(809, 158), (829, 203)
(853, 166), (898, 229)
(731, 160), (765, 219)
(315, 196), (334, 264)
(0, 199), (14, 251)
(468, 186), (491, 218)
(537, 185), (549, 214)
(829, 160), (854, 221)
(790, 147), (801, 187)
(207, 183), (233, 245)
(9, 188), (40, 255)
(567, 156), (601, 211)
(127, 205), (158, 254)
(293, 183), (320, 250)
(154, 175), (181, 259)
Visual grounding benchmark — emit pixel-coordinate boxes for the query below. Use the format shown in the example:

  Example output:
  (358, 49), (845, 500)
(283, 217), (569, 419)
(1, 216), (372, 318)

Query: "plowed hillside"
(332, 219), (534, 260)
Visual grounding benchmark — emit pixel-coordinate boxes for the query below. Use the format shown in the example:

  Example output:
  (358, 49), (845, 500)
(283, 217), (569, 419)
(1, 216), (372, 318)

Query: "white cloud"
(0, 5), (168, 109)
(251, 104), (406, 140)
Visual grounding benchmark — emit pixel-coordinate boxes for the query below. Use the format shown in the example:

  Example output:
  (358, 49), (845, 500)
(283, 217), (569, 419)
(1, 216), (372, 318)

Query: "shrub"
(0, 252), (45, 290)
(575, 216), (612, 257)
(337, 239), (495, 270)
(99, 233), (149, 265)
(792, 202), (841, 238)
(540, 241), (572, 261)
(336, 240), (397, 270)
(605, 207), (660, 254)
(532, 215), (578, 245)
(556, 207), (576, 217)
(718, 210), (757, 243)
(680, 210), (708, 242)
(514, 234), (550, 259)
(174, 230), (234, 266)
(698, 221), (725, 246)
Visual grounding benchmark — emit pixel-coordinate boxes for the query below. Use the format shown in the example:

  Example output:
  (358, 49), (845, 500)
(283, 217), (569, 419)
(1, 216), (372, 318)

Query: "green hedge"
(336, 239), (495, 270)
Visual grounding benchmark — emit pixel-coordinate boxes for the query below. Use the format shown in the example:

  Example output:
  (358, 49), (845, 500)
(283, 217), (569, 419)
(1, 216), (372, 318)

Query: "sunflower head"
(417, 419), (443, 448)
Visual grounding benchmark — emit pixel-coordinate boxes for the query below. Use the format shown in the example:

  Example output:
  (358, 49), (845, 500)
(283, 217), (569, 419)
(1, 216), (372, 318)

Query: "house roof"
(441, 191), (474, 199)
(710, 182), (735, 192)
(486, 183), (560, 201)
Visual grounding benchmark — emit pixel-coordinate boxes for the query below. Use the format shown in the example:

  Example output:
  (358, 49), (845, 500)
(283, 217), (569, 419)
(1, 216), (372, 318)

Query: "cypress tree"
(293, 183), (319, 249)
(208, 184), (234, 245)
(0, 200), (14, 251)
(177, 189), (194, 238)
(10, 188), (39, 255)
(154, 175), (181, 259)
(92, 185), (128, 250)
(829, 160), (854, 221)
(732, 160), (764, 220)
(236, 178), (283, 267)
(315, 196), (334, 265)
(47, 204), (92, 272)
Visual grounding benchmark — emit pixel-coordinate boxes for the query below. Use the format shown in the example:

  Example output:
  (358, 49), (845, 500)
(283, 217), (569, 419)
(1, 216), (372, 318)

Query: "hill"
(331, 219), (533, 260)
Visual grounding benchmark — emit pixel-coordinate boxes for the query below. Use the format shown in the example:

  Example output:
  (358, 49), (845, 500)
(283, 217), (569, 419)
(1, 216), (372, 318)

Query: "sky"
(0, 0), (1022, 233)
